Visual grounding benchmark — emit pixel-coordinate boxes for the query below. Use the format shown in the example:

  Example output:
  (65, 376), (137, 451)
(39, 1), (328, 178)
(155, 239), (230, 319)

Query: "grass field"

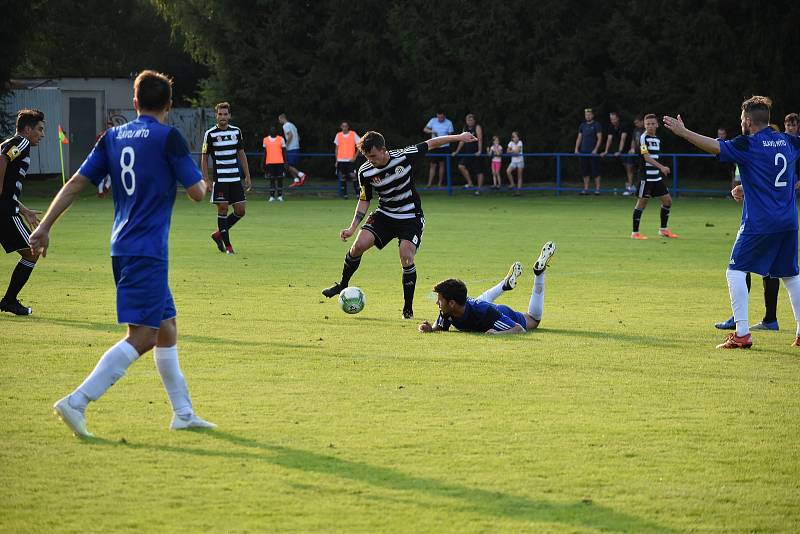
(1, 190), (799, 533)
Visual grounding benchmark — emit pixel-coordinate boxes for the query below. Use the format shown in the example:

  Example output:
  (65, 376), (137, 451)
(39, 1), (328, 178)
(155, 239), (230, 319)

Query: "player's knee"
(19, 248), (38, 262)
(234, 205), (246, 217)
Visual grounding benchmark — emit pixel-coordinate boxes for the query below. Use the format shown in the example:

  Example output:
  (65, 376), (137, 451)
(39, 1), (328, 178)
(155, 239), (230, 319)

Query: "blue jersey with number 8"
(78, 115), (202, 259)
(719, 127), (800, 234)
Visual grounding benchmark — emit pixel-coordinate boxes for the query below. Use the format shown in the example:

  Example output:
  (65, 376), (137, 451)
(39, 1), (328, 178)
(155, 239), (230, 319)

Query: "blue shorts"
(112, 256), (176, 329)
(729, 229), (799, 277)
(286, 149), (301, 167)
(495, 304), (528, 329)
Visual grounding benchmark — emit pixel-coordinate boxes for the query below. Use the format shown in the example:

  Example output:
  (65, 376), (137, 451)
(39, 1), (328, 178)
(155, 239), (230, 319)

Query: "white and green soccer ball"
(338, 286), (366, 314)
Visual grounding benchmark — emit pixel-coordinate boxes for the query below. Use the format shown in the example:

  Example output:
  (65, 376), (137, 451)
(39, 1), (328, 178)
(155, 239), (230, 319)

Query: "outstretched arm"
(663, 115), (720, 155)
(427, 132), (476, 150)
(486, 323), (526, 335)
(340, 198), (369, 241)
(28, 173), (91, 257)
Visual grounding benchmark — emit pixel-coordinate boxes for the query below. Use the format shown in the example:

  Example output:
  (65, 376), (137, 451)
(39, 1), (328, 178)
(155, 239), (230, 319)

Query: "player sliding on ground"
(30, 71), (216, 437)
(663, 96), (800, 349)
(322, 129), (477, 319)
(419, 241), (556, 334)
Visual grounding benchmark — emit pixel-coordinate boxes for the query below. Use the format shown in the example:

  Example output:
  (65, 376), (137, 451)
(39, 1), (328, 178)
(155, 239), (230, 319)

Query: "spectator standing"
(262, 125), (287, 202)
(575, 107), (603, 195)
(423, 111), (454, 187)
(334, 121), (361, 199)
(278, 113), (308, 187)
(487, 136), (503, 189)
(506, 131), (524, 195)
(602, 112), (635, 195)
(451, 113), (483, 193)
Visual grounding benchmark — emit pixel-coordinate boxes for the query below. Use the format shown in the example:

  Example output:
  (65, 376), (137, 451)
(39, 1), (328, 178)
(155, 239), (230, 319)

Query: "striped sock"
(3, 257), (36, 302)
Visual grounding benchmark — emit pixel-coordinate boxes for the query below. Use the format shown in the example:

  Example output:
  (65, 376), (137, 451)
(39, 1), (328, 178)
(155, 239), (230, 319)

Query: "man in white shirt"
(423, 111), (454, 187)
(278, 113), (308, 187)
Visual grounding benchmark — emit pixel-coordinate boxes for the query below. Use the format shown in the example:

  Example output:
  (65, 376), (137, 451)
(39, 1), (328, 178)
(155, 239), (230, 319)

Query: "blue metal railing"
(196, 151), (723, 198)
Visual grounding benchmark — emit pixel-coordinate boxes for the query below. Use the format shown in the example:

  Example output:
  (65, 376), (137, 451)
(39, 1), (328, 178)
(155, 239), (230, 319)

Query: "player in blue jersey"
(28, 71), (216, 437)
(418, 241), (556, 334)
(664, 96), (800, 349)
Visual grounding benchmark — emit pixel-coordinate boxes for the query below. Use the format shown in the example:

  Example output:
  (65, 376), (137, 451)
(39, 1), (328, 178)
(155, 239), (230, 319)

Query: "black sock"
(763, 276), (780, 323)
(4, 258), (36, 302)
(270, 176), (276, 197)
(745, 272), (751, 292)
(632, 208), (643, 232)
(341, 252), (362, 286)
(660, 205), (671, 228)
(277, 176), (283, 197)
(227, 213), (241, 230)
(217, 215), (230, 246)
(402, 264), (417, 311)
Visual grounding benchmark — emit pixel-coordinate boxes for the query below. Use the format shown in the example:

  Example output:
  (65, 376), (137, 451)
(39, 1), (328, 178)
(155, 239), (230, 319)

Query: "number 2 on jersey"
(120, 146), (136, 195)
(774, 153), (787, 188)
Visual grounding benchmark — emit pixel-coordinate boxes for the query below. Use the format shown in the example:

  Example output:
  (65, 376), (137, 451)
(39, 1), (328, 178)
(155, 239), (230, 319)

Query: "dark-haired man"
(631, 114), (678, 239)
(202, 102), (251, 254)
(322, 129), (476, 319)
(664, 96), (800, 349)
(0, 109), (45, 315)
(419, 241), (556, 334)
(30, 70), (215, 437)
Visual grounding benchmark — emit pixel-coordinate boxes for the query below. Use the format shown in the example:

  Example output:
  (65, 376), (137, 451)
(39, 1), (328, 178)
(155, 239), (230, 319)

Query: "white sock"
(726, 269), (749, 337)
(528, 272), (546, 320)
(69, 340), (140, 413)
(780, 275), (800, 336)
(298, 172), (306, 178)
(154, 345), (193, 418)
(476, 280), (505, 303)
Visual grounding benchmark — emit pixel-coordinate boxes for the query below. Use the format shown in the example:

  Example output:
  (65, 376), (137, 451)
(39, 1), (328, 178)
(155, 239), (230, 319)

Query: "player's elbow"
(186, 182), (206, 201)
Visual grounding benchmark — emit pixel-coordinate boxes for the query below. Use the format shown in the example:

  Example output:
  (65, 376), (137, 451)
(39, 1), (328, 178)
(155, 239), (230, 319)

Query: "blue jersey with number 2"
(78, 115), (202, 259)
(718, 127), (800, 234)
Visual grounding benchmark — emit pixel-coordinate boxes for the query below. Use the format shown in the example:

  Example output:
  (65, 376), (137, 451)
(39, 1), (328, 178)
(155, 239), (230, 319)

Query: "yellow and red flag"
(57, 125), (69, 145)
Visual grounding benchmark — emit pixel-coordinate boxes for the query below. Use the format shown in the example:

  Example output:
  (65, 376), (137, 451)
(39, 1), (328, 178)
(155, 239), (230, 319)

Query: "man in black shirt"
(602, 112), (636, 195)
(322, 129), (476, 319)
(0, 109), (45, 315)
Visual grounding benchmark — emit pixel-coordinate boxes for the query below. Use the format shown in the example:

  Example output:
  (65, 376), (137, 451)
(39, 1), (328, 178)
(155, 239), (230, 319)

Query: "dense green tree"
(11, 0), (207, 105)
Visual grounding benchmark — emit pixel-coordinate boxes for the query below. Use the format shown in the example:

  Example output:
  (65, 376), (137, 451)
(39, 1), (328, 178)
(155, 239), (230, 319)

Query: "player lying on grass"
(419, 241), (555, 334)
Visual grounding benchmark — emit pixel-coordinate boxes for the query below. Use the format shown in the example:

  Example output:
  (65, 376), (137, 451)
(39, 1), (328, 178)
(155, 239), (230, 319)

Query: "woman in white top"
(506, 131), (524, 195)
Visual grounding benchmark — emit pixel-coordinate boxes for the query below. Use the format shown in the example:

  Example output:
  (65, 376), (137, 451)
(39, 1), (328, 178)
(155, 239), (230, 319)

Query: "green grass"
(1, 190), (799, 533)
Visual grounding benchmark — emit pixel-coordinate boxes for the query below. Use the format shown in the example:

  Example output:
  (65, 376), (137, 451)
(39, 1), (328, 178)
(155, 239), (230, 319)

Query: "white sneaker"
(53, 396), (93, 438)
(533, 241), (556, 274)
(170, 414), (217, 431)
(278, 196), (284, 202)
(268, 196), (275, 202)
(502, 261), (523, 290)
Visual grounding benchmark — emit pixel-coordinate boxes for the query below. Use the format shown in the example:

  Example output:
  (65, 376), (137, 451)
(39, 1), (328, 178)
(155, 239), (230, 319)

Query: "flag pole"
(57, 125), (68, 185)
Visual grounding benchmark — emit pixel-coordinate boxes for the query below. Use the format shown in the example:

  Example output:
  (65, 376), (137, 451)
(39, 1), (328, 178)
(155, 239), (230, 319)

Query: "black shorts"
(429, 145), (449, 158)
(636, 179), (669, 199)
(1, 213), (31, 253)
(211, 181), (246, 204)
(265, 164), (285, 178)
(336, 161), (356, 177)
(579, 154), (601, 177)
(457, 155), (481, 174)
(362, 210), (425, 250)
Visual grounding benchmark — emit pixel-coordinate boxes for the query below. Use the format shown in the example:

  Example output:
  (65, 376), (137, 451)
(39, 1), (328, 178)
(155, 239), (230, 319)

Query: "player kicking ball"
(30, 71), (216, 437)
(419, 241), (556, 334)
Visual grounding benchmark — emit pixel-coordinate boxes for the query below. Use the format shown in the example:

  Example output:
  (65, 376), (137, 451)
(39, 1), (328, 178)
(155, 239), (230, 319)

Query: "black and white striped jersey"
(358, 142), (428, 219)
(202, 125), (245, 182)
(0, 135), (31, 216)
(639, 133), (663, 181)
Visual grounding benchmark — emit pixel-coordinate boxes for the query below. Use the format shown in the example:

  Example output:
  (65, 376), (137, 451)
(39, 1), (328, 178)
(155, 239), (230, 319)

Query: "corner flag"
(57, 125), (68, 184)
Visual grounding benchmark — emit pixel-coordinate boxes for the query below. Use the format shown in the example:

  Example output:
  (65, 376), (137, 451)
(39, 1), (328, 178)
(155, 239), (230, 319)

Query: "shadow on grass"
(27, 316), (318, 350)
(88, 431), (675, 532)
(539, 327), (682, 348)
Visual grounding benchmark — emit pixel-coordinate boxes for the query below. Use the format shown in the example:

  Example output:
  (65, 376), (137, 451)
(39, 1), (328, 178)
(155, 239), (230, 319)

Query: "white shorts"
(508, 160), (524, 170)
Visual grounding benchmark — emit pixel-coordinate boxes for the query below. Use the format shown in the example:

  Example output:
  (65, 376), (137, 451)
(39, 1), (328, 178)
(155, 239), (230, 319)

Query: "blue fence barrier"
(196, 151), (725, 198)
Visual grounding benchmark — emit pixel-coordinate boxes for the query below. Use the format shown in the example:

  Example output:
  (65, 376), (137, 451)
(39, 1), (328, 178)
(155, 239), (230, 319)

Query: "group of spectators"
(267, 108), (800, 200)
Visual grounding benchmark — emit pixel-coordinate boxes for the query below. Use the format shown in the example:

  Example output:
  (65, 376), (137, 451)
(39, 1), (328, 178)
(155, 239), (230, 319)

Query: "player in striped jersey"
(418, 241), (556, 334)
(0, 109), (45, 315)
(322, 129), (476, 319)
(201, 102), (252, 254)
(630, 114), (679, 240)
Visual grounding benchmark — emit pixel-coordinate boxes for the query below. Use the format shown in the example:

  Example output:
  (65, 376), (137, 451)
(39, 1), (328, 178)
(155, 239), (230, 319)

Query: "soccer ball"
(338, 286), (366, 314)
